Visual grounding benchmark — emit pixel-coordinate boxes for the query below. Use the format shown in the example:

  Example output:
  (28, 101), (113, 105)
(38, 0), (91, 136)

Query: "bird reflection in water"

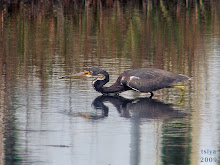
(77, 96), (186, 120)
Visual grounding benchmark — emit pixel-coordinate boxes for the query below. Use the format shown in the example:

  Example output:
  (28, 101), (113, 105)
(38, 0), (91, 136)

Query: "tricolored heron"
(60, 67), (189, 96)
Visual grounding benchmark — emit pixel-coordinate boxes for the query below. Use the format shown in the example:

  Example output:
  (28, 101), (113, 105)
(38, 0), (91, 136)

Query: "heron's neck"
(93, 73), (125, 94)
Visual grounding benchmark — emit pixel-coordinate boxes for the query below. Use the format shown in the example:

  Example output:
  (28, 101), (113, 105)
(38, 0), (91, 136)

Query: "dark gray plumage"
(119, 68), (189, 93)
(60, 67), (190, 96)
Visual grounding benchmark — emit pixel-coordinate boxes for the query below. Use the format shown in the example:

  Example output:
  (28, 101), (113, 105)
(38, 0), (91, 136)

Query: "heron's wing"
(124, 76), (173, 92)
(120, 69), (186, 92)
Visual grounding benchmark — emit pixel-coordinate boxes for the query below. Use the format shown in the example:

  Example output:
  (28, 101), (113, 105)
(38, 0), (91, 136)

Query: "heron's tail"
(177, 74), (190, 82)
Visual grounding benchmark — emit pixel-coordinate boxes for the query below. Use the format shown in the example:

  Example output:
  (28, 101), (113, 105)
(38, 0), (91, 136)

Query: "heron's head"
(59, 67), (107, 80)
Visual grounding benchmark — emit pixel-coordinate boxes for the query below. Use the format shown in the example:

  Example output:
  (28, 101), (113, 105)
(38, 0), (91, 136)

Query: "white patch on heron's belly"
(128, 85), (140, 92)
(130, 76), (140, 80)
(126, 76), (141, 92)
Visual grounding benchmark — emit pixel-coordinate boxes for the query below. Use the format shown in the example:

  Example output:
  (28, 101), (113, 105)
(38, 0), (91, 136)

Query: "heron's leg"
(177, 96), (185, 105)
(172, 85), (186, 95)
(149, 92), (154, 98)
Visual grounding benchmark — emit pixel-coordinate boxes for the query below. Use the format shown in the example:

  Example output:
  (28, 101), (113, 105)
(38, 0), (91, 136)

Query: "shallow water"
(0, 1), (220, 165)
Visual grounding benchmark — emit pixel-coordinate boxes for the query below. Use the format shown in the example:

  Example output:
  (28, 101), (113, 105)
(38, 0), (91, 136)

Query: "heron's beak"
(59, 71), (91, 79)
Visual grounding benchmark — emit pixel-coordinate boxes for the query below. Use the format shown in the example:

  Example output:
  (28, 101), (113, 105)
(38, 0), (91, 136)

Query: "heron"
(60, 67), (189, 97)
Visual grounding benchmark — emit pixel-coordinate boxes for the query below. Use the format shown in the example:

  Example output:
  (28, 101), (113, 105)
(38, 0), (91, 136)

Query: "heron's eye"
(84, 71), (92, 75)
